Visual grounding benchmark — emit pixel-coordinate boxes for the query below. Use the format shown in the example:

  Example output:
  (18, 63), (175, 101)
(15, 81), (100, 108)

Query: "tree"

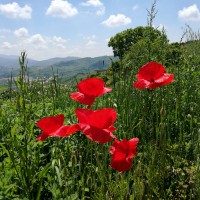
(108, 26), (168, 59)
(123, 32), (169, 70)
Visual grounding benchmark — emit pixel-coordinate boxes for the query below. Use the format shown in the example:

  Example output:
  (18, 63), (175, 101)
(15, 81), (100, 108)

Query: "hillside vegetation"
(0, 56), (117, 88)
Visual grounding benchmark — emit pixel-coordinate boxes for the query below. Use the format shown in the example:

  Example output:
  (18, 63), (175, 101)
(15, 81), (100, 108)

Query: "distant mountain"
(0, 54), (20, 68)
(0, 54), (80, 68)
(0, 55), (118, 86)
(28, 56), (80, 67)
(26, 56), (117, 79)
(55, 56), (114, 69)
(0, 54), (19, 59)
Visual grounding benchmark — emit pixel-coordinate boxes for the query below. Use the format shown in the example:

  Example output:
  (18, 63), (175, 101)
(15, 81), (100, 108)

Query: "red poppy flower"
(133, 62), (174, 90)
(109, 138), (139, 172)
(70, 78), (112, 105)
(75, 108), (117, 144)
(36, 114), (79, 141)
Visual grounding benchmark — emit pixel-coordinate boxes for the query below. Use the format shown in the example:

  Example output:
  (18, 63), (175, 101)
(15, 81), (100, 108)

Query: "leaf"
(68, 193), (79, 200)
(55, 166), (62, 187)
(38, 162), (51, 179)
(0, 144), (10, 159)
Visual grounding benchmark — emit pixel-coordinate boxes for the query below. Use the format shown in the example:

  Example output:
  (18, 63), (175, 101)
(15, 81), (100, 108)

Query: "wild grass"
(0, 17), (200, 200)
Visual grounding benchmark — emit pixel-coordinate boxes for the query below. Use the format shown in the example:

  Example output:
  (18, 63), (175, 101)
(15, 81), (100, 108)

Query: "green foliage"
(108, 26), (168, 60)
(123, 34), (169, 71)
(0, 24), (200, 200)
(0, 49), (200, 199)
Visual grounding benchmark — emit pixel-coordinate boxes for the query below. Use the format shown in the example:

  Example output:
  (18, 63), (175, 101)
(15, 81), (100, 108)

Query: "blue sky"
(0, 0), (200, 60)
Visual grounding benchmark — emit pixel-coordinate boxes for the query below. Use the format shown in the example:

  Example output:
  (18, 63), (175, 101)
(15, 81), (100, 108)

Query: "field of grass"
(0, 23), (200, 200)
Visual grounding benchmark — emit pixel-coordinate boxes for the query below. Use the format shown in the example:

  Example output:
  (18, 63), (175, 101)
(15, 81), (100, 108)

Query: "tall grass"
(0, 17), (200, 200)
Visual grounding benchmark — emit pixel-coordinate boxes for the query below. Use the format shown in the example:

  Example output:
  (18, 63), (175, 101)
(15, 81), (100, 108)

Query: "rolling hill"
(0, 55), (117, 87)
(0, 54), (80, 68)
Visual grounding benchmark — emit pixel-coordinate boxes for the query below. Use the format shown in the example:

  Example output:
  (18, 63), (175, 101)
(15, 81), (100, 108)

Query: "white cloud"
(2, 42), (16, 49)
(0, 2), (32, 19)
(81, 34), (96, 48)
(52, 36), (67, 43)
(102, 14), (131, 27)
(82, 0), (103, 7)
(26, 34), (47, 45)
(14, 28), (28, 38)
(86, 40), (96, 48)
(55, 43), (66, 48)
(46, 0), (78, 18)
(178, 4), (200, 21)
(50, 36), (67, 48)
(81, 0), (105, 15)
(0, 32), (71, 59)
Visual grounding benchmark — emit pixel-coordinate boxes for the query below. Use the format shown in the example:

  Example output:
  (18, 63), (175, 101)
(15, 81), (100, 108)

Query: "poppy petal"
(136, 62), (166, 81)
(75, 108), (117, 129)
(109, 132), (117, 140)
(102, 87), (112, 95)
(88, 108), (117, 129)
(118, 139), (129, 154)
(36, 132), (49, 141)
(79, 124), (114, 144)
(75, 108), (94, 123)
(133, 79), (151, 90)
(128, 138), (139, 151)
(154, 73), (174, 87)
(109, 138), (139, 171)
(67, 124), (81, 135)
(112, 151), (127, 162)
(37, 114), (64, 133)
(127, 138), (139, 159)
(110, 139), (120, 154)
(70, 92), (95, 105)
(54, 124), (80, 137)
(36, 124), (80, 141)
(107, 126), (117, 133)
(110, 159), (132, 172)
(110, 139), (129, 155)
(78, 78), (105, 97)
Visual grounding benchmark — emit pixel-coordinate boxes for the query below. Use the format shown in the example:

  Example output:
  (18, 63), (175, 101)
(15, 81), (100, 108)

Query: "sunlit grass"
(0, 24), (200, 200)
